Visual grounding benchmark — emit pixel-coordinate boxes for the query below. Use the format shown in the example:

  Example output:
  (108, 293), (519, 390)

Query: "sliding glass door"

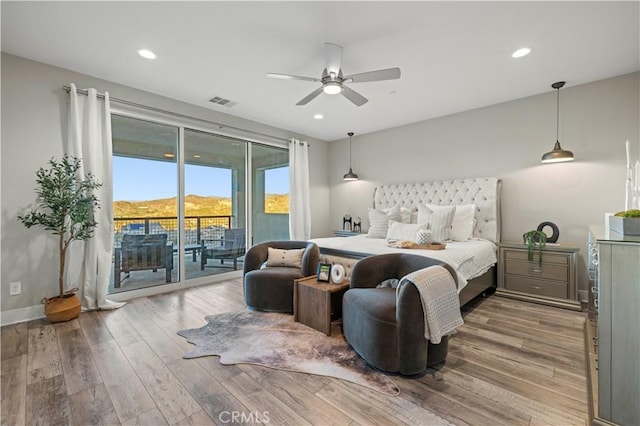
(110, 112), (289, 294)
(251, 144), (289, 244)
(184, 129), (246, 280)
(111, 115), (180, 293)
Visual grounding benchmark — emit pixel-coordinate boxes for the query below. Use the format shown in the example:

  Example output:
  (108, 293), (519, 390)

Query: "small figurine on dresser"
(343, 214), (352, 231)
(353, 216), (361, 233)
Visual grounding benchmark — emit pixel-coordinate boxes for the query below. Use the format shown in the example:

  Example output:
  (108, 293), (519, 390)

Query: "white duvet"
(310, 234), (497, 292)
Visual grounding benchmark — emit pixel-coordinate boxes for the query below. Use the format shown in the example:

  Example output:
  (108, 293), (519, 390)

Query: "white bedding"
(310, 234), (497, 292)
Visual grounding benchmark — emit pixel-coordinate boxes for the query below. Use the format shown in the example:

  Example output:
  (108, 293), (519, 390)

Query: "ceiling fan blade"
(296, 87), (324, 106)
(341, 86), (368, 106)
(324, 43), (343, 75)
(266, 73), (320, 82)
(344, 67), (401, 83)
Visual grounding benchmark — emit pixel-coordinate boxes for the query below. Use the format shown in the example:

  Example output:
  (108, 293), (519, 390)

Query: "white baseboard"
(1, 304), (45, 326)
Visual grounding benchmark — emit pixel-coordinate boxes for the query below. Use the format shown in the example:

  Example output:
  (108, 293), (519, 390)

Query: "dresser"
(497, 242), (581, 310)
(586, 226), (640, 426)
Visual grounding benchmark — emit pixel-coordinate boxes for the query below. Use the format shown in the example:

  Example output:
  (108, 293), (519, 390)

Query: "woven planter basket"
(42, 291), (81, 323)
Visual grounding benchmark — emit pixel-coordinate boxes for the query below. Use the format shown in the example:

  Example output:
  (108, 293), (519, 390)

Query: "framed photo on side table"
(317, 263), (332, 282)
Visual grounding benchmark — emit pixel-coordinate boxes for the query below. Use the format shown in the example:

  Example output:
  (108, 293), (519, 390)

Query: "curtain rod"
(62, 85), (292, 144)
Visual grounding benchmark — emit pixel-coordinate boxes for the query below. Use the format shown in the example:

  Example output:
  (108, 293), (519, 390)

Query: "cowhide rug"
(177, 310), (400, 396)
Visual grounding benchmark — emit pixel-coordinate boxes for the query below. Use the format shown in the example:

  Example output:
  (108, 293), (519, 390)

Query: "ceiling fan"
(266, 43), (401, 107)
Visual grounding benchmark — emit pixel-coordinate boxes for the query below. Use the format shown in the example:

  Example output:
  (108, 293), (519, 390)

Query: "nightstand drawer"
(505, 260), (568, 282)
(504, 275), (568, 299)
(505, 250), (568, 265)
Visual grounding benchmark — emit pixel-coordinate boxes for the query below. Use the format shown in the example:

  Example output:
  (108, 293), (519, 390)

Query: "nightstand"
(333, 230), (360, 237)
(496, 242), (580, 311)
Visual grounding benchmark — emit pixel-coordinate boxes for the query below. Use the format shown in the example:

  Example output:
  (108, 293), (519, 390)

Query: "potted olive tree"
(18, 156), (101, 322)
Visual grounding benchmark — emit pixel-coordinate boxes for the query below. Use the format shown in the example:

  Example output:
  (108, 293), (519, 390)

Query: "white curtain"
(66, 84), (125, 310)
(289, 139), (311, 240)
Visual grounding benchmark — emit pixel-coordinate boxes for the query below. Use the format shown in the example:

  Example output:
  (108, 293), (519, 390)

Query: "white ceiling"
(2, 1), (639, 142)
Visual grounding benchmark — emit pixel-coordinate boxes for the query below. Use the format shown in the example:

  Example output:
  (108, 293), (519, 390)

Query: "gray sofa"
(342, 253), (458, 375)
(243, 241), (319, 313)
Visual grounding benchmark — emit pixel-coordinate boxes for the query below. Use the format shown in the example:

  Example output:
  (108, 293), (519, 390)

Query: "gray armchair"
(243, 241), (319, 313)
(342, 253), (458, 375)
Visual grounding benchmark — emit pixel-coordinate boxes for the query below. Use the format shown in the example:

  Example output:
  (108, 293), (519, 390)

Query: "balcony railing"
(113, 215), (233, 247)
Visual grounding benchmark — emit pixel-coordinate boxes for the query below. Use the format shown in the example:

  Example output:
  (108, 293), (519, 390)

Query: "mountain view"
(113, 193), (289, 218)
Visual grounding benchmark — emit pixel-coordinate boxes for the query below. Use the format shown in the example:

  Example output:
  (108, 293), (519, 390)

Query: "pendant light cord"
(348, 132), (354, 168)
(556, 86), (560, 141)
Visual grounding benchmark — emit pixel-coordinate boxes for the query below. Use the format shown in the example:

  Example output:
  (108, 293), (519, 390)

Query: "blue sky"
(113, 156), (289, 201)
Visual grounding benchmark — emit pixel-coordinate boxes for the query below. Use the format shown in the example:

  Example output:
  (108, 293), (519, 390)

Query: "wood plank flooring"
(1, 278), (588, 425)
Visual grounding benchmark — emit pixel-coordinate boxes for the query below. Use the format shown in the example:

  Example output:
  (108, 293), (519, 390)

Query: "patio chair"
(201, 228), (246, 271)
(114, 234), (173, 288)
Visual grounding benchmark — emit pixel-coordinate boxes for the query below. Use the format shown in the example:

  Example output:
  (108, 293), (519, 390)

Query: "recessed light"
(314, 114), (324, 120)
(512, 47), (531, 58)
(163, 152), (175, 158)
(138, 49), (156, 59)
(193, 154), (201, 158)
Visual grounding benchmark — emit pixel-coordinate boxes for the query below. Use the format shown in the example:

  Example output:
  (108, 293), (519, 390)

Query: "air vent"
(208, 96), (237, 107)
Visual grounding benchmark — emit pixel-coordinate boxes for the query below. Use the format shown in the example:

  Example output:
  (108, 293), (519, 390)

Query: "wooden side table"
(293, 275), (350, 336)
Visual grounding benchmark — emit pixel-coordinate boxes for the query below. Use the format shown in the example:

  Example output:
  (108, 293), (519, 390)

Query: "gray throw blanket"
(398, 265), (463, 344)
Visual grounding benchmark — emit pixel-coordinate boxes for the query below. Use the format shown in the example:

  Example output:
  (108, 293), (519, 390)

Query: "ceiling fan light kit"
(541, 81), (575, 164)
(267, 43), (401, 106)
(323, 81), (343, 95)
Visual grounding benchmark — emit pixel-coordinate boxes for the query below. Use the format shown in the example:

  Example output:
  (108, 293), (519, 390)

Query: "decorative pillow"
(266, 247), (305, 268)
(417, 205), (455, 243)
(424, 203), (476, 241)
(367, 207), (402, 238)
(415, 228), (433, 245)
(386, 220), (427, 242)
(382, 205), (413, 223)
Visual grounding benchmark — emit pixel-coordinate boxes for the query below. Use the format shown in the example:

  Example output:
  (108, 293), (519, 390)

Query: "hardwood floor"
(1, 278), (588, 425)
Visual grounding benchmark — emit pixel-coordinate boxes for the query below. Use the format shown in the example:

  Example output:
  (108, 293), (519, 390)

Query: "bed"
(311, 177), (502, 307)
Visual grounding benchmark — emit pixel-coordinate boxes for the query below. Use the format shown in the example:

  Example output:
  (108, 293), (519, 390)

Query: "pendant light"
(343, 132), (359, 181)
(541, 81), (574, 163)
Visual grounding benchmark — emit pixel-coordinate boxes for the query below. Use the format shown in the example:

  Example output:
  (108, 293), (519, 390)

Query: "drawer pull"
(527, 285), (542, 290)
(529, 268), (543, 274)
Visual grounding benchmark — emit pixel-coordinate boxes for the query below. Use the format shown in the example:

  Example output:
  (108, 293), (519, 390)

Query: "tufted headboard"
(373, 177), (502, 243)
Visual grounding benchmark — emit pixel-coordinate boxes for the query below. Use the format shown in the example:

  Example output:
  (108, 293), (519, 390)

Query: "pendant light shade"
(343, 132), (359, 181)
(541, 81), (574, 163)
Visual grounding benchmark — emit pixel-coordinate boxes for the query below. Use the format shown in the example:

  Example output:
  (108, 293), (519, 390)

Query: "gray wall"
(328, 72), (640, 296)
(1, 53), (330, 314)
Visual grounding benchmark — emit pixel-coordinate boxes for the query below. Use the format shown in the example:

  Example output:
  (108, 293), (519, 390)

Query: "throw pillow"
(386, 220), (427, 242)
(266, 247), (305, 268)
(417, 205), (455, 243)
(424, 203), (476, 241)
(415, 228), (433, 245)
(381, 205), (413, 223)
(367, 207), (402, 238)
